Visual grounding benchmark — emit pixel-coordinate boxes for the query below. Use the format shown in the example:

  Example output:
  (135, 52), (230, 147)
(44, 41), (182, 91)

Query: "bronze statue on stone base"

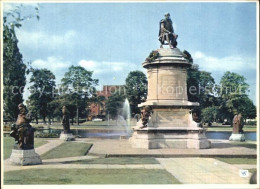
(159, 13), (178, 49)
(232, 113), (244, 134)
(10, 103), (35, 150)
(62, 106), (71, 134)
(140, 106), (153, 129)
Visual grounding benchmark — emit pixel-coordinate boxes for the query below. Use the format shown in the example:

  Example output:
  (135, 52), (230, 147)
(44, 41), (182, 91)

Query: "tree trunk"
(35, 116), (38, 124)
(76, 107), (79, 125)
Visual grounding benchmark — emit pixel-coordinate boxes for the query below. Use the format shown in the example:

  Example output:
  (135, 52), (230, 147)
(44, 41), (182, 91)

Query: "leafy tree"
(28, 69), (56, 123)
(3, 5), (39, 121)
(187, 64), (217, 108)
(105, 92), (126, 119)
(61, 65), (98, 125)
(201, 106), (219, 126)
(125, 71), (147, 116)
(218, 71), (250, 121)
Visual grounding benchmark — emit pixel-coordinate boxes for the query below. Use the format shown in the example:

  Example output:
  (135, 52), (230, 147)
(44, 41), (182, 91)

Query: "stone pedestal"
(130, 48), (211, 149)
(229, 133), (245, 142)
(9, 149), (42, 166)
(60, 132), (75, 141)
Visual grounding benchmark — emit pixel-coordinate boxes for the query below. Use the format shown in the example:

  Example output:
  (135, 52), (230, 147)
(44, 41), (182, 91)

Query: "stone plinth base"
(130, 128), (211, 149)
(229, 133), (245, 142)
(60, 132), (75, 141)
(9, 149), (42, 166)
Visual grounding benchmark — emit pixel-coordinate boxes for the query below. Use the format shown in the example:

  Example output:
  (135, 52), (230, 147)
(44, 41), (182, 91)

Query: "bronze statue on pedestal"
(159, 13), (178, 48)
(10, 103), (35, 150)
(62, 106), (70, 133)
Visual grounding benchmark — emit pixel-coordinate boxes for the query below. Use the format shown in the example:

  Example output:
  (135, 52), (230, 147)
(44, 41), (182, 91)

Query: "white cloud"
(193, 51), (256, 72)
(32, 56), (71, 72)
(78, 59), (143, 86)
(79, 60), (130, 73)
(16, 30), (77, 51)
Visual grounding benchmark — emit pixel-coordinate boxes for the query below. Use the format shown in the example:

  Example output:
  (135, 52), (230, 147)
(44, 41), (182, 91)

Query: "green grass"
(216, 157), (257, 165)
(41, 142), (92, 159)
(248, 168), (256, 173)
(63, 157), (159, 164)
(3, 137), (48, 159)
(4, 168), (180, 184)
(231, 142), (257, 149)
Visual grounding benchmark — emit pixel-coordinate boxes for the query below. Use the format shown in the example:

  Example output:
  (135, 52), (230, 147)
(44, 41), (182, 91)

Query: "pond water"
(39, 128), (256, 141)
(206, 131), (256, 141)
(42, 128), (131, 139)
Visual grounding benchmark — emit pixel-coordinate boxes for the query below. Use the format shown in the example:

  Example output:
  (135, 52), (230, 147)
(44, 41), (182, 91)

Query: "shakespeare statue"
(10, 103), (35, 150)
(159, 13), (178, 48)
(62, 106), (70, 133)
(140, 106), (153, 129)
(232, 113), (244, 134)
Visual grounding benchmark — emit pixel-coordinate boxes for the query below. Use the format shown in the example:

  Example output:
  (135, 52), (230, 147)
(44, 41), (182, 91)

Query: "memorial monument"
(130, 13), (211, 149)
(59, 106), (75, 141)
(229, 113), (245, 141)
(9, 103), (42, 165)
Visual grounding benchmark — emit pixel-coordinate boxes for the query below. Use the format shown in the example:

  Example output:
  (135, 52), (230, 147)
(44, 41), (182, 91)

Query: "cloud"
(79, 60), (134, 73)
(32, 56), (71, 72)
(193, 51), (256, 72)
(16, 30), (77, 51)
(78, 59), (143, 86)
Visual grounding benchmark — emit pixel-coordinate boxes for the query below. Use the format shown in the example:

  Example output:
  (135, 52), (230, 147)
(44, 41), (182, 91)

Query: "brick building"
(88, 85), (125, 120)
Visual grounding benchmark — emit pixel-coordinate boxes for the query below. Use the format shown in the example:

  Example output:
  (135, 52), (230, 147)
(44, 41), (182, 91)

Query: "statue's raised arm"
(158, 13), (178, 49)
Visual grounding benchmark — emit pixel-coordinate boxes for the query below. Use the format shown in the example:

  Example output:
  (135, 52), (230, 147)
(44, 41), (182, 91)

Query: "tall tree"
(61, 65), (98, 125)
(187, 64), (217, 108)
(3, 4), (40, 121)
(3, 22), (26, 120)
(28, 69), (56, 123)
(218, 71), (251, 122)
(125, 71), (147, 116)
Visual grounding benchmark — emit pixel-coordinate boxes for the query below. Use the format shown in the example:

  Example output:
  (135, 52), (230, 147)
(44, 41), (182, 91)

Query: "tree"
(61, 65), (98, 125)
(201, 106), (219, 126)
(105, 92), (126, 119)
(3, 4), (40, 121)
(28, 69), (56, 123)
(125, 71), (147, 116)
(187, 64), (217, 109)
(218, 71), (251, 122)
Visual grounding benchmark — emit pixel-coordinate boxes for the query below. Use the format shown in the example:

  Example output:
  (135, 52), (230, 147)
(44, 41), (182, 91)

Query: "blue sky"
(3, 2), (258, 104)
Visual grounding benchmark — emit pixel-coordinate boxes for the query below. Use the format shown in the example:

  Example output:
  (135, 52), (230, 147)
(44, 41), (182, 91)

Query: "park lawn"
(248, 169), (256, 173)
(4, 168), (180, 184)
(231, 142), (257, 149)
(63, 157), (159, 164)
(3, 137), (48, 160)
(41, 142), (92, 159)
(216, 157), (256, 165)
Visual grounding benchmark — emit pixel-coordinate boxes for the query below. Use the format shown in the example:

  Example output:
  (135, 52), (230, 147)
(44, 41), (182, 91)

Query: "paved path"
(35, 139), (63, 155)
(83, 138), (256, 157)
(4, 139), (255, 185)
(157, 158), (252, 184)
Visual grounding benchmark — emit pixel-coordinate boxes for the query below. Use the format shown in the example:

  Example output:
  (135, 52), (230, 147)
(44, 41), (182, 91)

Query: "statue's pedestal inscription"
(9, 149), (42, 166)
(130, 46), (211, 149)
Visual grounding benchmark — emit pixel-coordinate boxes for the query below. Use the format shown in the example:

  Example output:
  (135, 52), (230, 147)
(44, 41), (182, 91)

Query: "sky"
(2, 2), (258, 104)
